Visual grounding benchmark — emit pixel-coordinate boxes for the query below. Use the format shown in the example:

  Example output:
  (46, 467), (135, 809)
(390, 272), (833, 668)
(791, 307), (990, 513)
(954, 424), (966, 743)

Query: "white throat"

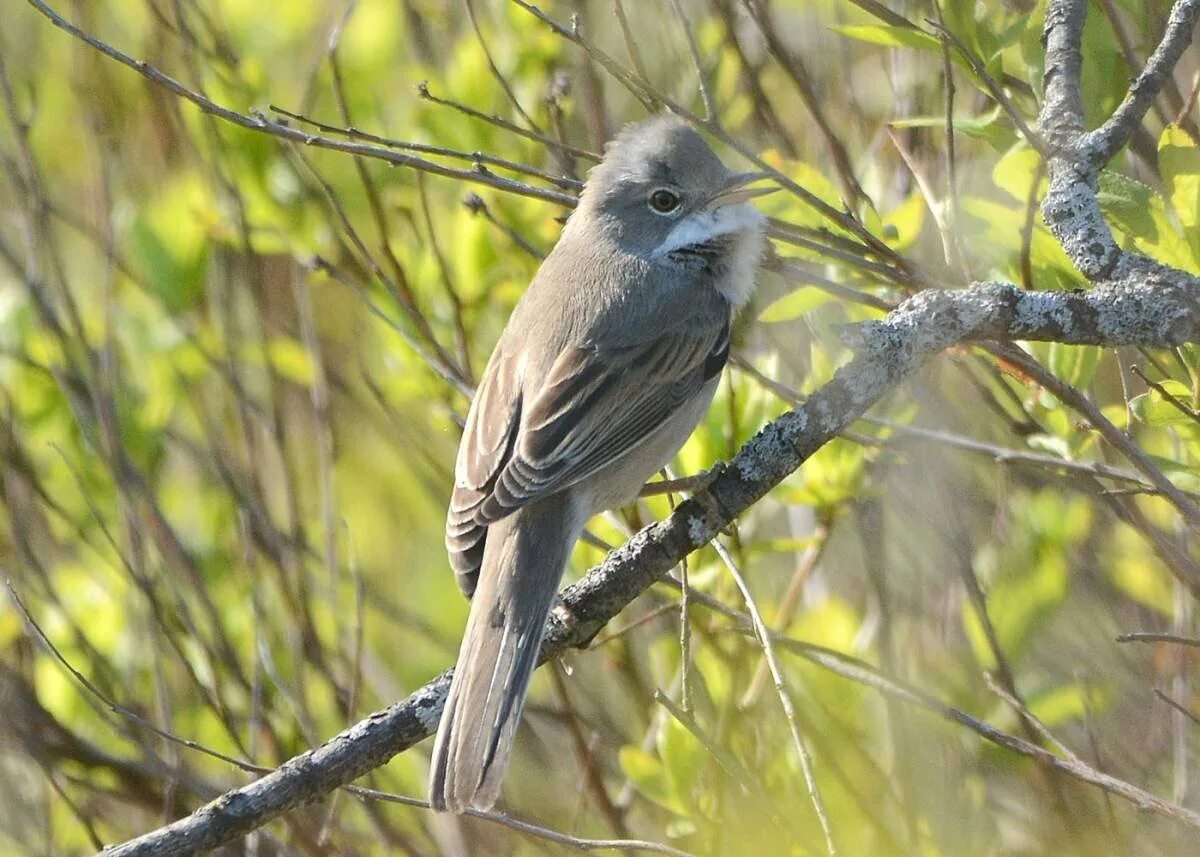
(652, 203), (766, 308)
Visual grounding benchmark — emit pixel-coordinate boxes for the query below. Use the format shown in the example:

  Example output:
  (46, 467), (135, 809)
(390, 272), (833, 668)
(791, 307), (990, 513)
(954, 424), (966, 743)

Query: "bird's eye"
(648, 188), (681, 214)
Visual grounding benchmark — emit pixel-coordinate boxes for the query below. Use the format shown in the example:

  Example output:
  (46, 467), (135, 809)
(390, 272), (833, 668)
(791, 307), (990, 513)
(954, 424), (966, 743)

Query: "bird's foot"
(638, 461), (726, 498)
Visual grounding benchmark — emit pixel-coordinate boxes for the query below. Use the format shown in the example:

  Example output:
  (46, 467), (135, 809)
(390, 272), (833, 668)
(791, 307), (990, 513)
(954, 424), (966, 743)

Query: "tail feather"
(430, 497), (579, 812)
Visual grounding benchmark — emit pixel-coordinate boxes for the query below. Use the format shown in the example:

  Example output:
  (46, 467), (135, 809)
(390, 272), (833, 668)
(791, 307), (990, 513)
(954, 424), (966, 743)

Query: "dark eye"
(648, 188), (681, 214)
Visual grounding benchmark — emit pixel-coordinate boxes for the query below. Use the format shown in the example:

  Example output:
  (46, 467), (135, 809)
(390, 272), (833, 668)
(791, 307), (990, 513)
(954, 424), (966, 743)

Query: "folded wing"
(446, 316), (729, 596)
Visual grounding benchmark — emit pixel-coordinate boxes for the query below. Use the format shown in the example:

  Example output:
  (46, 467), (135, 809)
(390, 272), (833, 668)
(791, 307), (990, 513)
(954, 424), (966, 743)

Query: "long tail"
(429, 498), (579, 812)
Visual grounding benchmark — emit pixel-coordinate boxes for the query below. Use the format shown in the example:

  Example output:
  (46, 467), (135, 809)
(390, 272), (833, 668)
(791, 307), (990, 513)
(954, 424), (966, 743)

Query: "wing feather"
(446, 314), (730, 596)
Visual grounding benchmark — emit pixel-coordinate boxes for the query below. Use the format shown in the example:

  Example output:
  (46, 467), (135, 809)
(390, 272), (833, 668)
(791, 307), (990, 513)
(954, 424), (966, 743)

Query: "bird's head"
(574, 115), (775, 275)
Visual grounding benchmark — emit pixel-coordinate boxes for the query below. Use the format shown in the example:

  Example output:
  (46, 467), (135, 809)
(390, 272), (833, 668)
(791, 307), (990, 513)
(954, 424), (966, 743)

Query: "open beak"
(704, 171), (778, 209)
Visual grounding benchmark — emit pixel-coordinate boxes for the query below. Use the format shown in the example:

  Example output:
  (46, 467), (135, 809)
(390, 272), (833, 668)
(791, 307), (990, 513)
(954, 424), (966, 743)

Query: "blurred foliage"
(0, 0), (1198, 855)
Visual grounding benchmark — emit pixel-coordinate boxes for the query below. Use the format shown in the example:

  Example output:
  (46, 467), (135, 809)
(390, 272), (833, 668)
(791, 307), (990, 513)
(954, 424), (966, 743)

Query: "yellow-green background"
(1, 1), (1198, 854)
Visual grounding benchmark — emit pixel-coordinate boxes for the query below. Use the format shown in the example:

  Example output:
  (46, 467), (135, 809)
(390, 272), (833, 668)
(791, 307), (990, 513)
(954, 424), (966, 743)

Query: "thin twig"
(927, 20), (1047, 156)
(349, 786), (697, 856)
(267, 103), (583, 190)
(710, 539), (838, 857)
(1117, 632), (1200, 647)
(669, 0), (716, 120)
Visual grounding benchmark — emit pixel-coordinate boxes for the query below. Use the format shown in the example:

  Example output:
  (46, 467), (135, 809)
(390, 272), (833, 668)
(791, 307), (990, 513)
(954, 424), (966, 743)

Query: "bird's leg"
(638, 461), (726, 497)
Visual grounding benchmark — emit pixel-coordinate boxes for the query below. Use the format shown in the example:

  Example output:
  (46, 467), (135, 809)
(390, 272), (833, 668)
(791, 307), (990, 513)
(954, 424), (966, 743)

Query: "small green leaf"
(664, 819), (699, 839)
(1129, 380), (1196, 426)
(658, 715), (705, 806)
(758, 286), (836, 323)
(619, 746), (687, 815)
(883, 191), (927, 251)
(992, 143), (1042, 203)
(1159, 125), (1200, 263)
(831, 24), (941, 52)
(1097, 170), (1159, 242)
(1046, 342), (1101, 389)
(891, 110), (1016, 149)
(1025, 434), (1071, 459)
(964, 550), (1068, 666)
(129, 218), (208, 313)
(1028, 682), (1108, 728)
(993, 13), (1031, 56)
(1111, 556), (1173, 616)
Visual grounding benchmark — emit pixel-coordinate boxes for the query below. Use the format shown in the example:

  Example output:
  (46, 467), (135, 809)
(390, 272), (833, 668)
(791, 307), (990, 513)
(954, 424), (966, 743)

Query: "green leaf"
(619, 746), (687, 815)
(658, 714), (705, 806)
(1028, 682), (1108, 727)
(782, 438), (865, 509)
(129, 218), (208, 313)
(883, 191), (927, 251)
(992, 143), (1042, 203)
(756, 156), (843, 229)
(1159, 125), (1200, 263)
(891, 109), (1016, 149)
(1046, 343), (1101, 389)
(127, 172), (214, 313)
(266, 337), (316, 387)
(993, 13), (1032, 56)
(758, 286), (837, 323)
(831, 24), (941, 52)
(1097, 170), (1159, 243)
(964, 549), (1068, 666)
(1026, 433), (1071, 459)
(1111, 555), (1173, 616)
(1129, 379), (1197, 426)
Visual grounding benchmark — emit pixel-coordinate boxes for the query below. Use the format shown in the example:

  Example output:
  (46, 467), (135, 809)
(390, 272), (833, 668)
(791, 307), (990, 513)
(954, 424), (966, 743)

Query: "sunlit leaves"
(128, 173), (214, 313)
(991, 143), (1041, 202)
(1129, 379), (1198, 427)
(783, 438), (868, 511)
(882, 190), (927, 251)
(963, 492), (1089, 668)
(1159, 125), (1200, 266)
(831, 24), (942, 52)
(1045, 342), (1101, 390)
(265, 336), (316, 387)
(890, 111), (1017, 150)
(758, 286), (838, 324)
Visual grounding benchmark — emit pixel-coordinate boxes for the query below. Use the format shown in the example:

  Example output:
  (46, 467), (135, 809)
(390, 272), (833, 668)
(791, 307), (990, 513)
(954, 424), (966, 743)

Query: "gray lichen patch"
(1042, 169), (1119, 279)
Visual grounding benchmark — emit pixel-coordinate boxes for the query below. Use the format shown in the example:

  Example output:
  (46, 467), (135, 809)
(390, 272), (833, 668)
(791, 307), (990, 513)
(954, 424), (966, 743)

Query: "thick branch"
(1039, 0), (1088, 146)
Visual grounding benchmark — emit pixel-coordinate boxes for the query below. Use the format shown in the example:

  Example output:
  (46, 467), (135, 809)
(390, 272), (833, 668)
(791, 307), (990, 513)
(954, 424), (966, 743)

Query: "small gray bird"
(430, 115), (772, 813)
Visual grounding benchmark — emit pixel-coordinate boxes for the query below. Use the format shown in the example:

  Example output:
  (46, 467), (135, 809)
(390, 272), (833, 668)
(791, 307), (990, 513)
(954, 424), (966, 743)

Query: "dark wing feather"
(445, 352), (524, 595)
(446, 314), (730, 596)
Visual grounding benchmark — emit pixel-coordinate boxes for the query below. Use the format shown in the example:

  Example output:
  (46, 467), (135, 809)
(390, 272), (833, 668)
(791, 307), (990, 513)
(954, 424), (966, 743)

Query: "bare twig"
(668, 0), (716, 120)
(267, 103), (583, 190)
(710, 539), (837, 857)
(1117, 632), (1200, 647)
(26, 0), (577, 206)
(350, 786), (696, 856)
(1155, 688), (1200, 727)
(740, 0), (870, 209)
